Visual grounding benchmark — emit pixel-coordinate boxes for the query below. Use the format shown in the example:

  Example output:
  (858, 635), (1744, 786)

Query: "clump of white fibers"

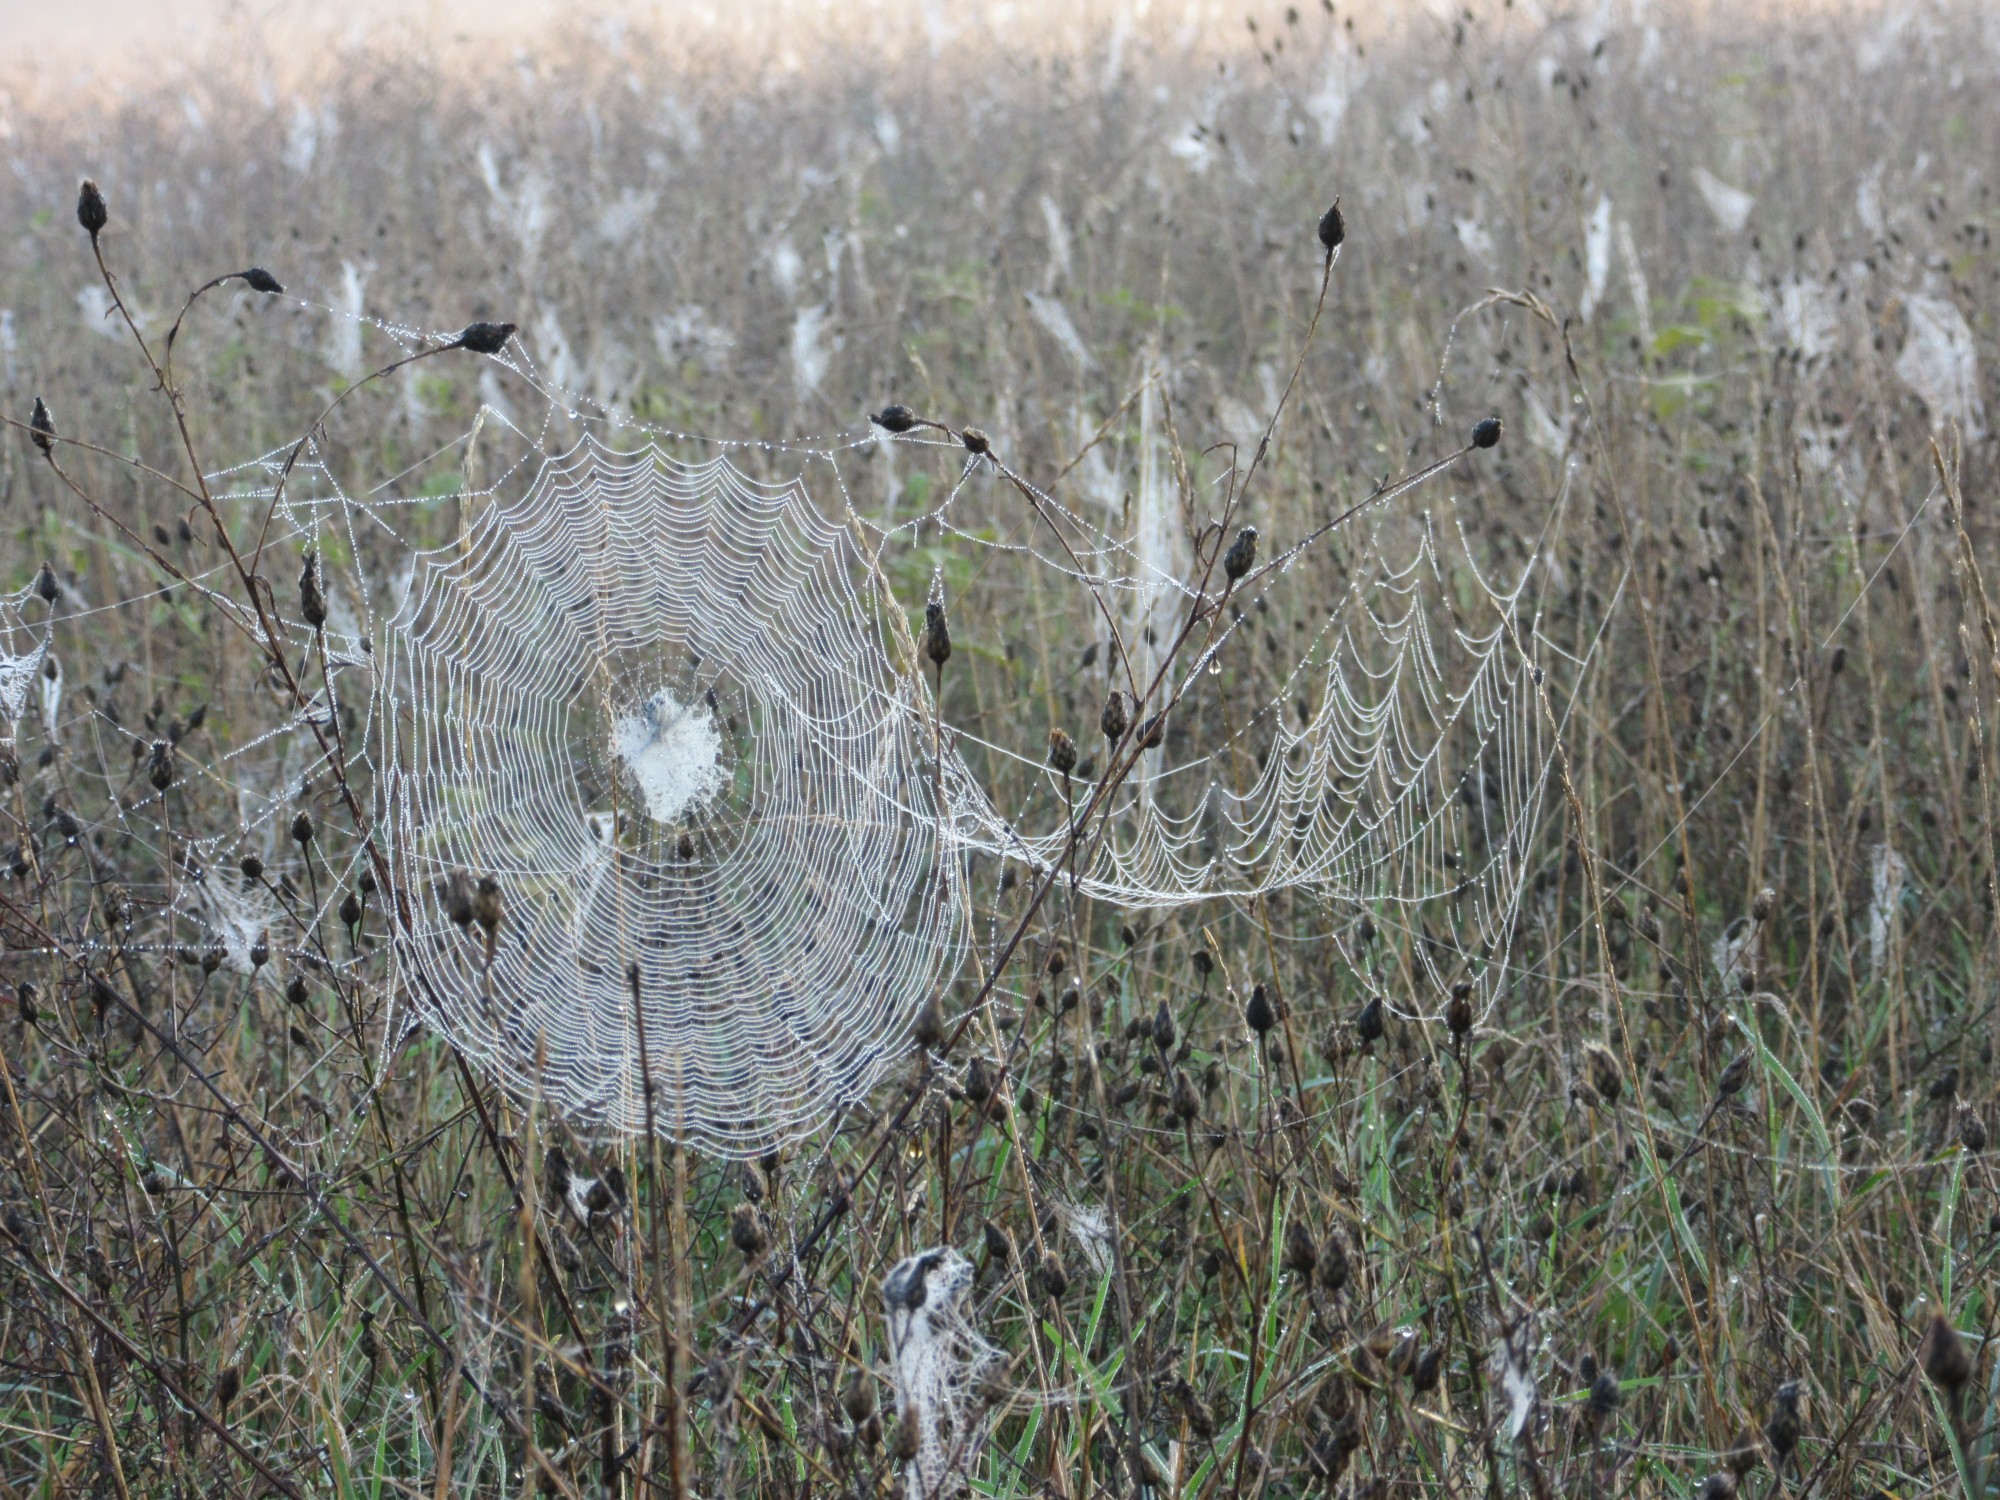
(610, 688), (727, 823)
(883, 1249), (1004, 1498)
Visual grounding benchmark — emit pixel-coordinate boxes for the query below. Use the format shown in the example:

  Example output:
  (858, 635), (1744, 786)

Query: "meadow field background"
(0, 1), (1997, 1495)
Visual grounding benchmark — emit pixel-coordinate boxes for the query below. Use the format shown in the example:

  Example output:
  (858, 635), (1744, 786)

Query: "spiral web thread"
(378, 437), (965, 1152)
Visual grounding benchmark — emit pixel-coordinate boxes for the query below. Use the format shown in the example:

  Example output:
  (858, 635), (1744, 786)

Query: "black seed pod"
(239, 854), (264, 881)
(960, 427), (990, 456)
(249, 932), (270, 968)
(1751, 885), (1776, 923)
(239, 267), (284, 294)
(147, 740), (173, 791)
(1151, 999), (1176, 1052)
(1412, 1344), (1445, 1393)
(299, 552), (328, 629)
(29, 397), (55, 457)
(213, 1365), (239, 1413)
(1960, 1102), (1988, 1154)
(472, 876), (503, 941)
(1471, 416), (1503, 449)
(841, 1366), (877, 1423)
(729, 1202), (768, 1258)
(1137, 712), (1166, 749)
(285, 974), (309, 1006)
(441, 871), (476, 929)
(911, 994), (946, 1051)
(1764, 1380), (1801, 1465)
(77, 179), (108, 239)
(455, 321), (517, 354)
(1037, 1250), (1068, 1299)
(1170, 1068), (1202, 1121)
(1282, 1219), (1318, 1275)
(1317, 198), (1345, 252)
(1445, 981), (1473, 1036)
(1588, 1369), (1622, 1418)
(1246, 983), (1277, 1036)
(871, 404), (918, 433)
(290, 811), (314, 846)
(1585, 1041), (1622, 1104)
(983, 1220), (1012, 1263)
(1315, 1229), (1350, 1292)
(1100, 689), (1129, 744)
(1356, 994), (1385, 1043)
(1921, 1313), (1971, 1400)
(1047, 727), (1077, 775)
(962, 1054), (993, 1104)
(922, 602), (952, 668)
(340, 890), (363, 929)
(1223, 525), (1258, 581)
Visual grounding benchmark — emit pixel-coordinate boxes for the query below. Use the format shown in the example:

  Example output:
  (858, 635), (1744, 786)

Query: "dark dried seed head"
(455, 321), (517, 355)
(239, 267), (284, 294)
(982, 1219), (1012, 1262)
(239, 853), (264, 880)
(290, 810), (315, 846)
(870, 404), (918, 434)
(1920, 1312), (1972, 1395)
(1587, 1369), (1621, 1418)
(1046, 727), (1077, 775)
(1152, 999), (1177, 1052)
(911, 994), (947, 1051)
(1170, 1067), (1202, 1121)
(1751, 885), (1776, 922)
(841, 1366), (877, 1423)
(1584, 1041), (1623, 1104)
(1037, 1251), (1068, 1299)
(1246, 983), (1277, 1036)
(963, 1054), (993, 1104)
(1317, 198), (1345, 252)
(77, 179), (108, 239)
(960, 427), (990, 456)
(1223, 525), (1258, 581)
(248, 932), (270, 968)
(1099, 690), (1129, 744)
(729, 1202), (768, 1258)
(1356, 994), (1385, 1044)
(29, 397), (55, 457)
(441, 871), (476, 929)
(1959, 1102), (1988, 1154)
(923, 601), (952, 668)
(1445, 986), (1473, 1036)
(299, 551), (328, 629)
(1282, 1219), (1318, 1275)
(472, 876), (503, 937)
(1315, 1229), (1350, 1292)
(1470, 415), (1503, 449)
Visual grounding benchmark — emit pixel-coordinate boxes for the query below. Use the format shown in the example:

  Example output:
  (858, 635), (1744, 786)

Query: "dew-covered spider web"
(17, 291), (1565, 1156)
(378, 439), (965, 1150)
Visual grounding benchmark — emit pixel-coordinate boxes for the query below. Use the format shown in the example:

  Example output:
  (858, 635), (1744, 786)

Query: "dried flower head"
(1317, 198), (1346, 252)
(76, 179), (108, 240)
(1471, 415), (1504, 449)
(239, 268), (284, 294)
(455, 321), (517, 354)
(870, 404), (918, 433)
(1046, 727), (1077, 775)
(29, 397), (56, 458)
(1100, 689), (1130, 744)
(1223, 525), (1259, 581)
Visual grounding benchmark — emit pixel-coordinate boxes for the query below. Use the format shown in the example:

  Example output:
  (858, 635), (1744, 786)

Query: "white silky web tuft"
(380, 439), (965, 1155)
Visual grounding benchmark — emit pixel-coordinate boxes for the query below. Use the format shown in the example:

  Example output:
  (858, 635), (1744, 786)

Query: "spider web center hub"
(609, 686), (728, 825)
